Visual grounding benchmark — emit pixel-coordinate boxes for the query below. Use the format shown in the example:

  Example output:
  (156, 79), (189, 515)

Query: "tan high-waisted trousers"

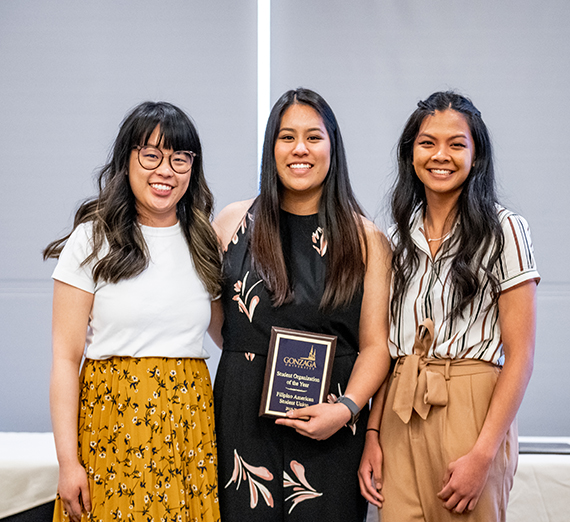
(379, 323), (518, 522)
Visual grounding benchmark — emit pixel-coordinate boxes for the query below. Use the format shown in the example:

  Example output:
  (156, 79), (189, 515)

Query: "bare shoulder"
(358, 218), (392, 311)
(358, 216), (392, 259)
(213, 198), (255, 251)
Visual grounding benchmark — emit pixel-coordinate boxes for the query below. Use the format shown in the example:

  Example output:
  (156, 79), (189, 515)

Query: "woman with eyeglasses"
(209, 88), (392, 521)
(44, 101), (222, 522)
(358, 91), (540, 522)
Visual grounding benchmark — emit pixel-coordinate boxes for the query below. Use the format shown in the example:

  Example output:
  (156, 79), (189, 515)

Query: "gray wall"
(0, 0), (258, 431)
(1, 0), (569, 435)
(270, 0), (570, 436)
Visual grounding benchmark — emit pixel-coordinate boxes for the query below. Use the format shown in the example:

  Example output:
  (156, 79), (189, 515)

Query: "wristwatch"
(337, 395), (360, 427)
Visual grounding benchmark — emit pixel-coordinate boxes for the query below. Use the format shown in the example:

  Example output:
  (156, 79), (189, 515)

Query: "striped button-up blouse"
(389, 206), (540, 363)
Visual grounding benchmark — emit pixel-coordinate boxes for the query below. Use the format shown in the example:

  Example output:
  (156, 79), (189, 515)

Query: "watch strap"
(337, 395), (360, 426)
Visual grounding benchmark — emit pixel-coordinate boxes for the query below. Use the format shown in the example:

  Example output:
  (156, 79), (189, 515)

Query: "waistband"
(391, 319), (499, 424)
(393, 357), (499, 377)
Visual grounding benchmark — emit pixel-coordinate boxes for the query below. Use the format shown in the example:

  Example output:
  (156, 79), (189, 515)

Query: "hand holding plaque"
(259, 327), (337, 418)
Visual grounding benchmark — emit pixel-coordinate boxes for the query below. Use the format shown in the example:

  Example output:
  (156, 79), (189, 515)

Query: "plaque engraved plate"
(259, 327), (337, 418)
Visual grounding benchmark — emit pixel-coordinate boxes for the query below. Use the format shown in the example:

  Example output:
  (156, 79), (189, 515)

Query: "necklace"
(426, 230), (451, 243)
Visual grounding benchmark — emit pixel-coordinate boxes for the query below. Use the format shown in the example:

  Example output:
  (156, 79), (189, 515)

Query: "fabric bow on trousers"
(391, 318), (449, 423)
(379, 320), (518, 522)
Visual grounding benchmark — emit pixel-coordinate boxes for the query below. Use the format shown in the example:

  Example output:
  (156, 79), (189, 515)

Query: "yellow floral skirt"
(53, 357), (220, 522)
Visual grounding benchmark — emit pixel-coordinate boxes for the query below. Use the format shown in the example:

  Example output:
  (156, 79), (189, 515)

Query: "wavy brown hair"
(251, 88), (366, 309)
(44, 101), (222, 296)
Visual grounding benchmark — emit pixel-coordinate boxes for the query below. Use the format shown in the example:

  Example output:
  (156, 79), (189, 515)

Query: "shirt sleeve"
(51, 222), (97, 294)
(496, 211), (540, 291)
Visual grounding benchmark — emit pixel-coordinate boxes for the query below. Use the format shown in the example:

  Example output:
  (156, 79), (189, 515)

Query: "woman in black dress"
(209, 88), (392, 521)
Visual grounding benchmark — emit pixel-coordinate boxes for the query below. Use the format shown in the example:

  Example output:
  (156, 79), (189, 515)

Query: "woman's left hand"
(437, 449), (492, 513)
(275, 402), (351, 440)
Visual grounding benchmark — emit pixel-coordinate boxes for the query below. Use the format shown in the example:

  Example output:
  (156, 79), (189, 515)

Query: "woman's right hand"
(50, 280), (94, 521)
(58, 460), (91, 522)
(358, 430), (384, 508)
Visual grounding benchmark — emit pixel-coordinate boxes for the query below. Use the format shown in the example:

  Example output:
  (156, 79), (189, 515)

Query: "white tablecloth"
(0, 432), (58, 518)
(507, 436), (570, 522)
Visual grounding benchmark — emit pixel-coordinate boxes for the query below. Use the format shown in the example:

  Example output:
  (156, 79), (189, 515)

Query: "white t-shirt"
(52, 222), (212, 360)
(389, 206), (540, 363)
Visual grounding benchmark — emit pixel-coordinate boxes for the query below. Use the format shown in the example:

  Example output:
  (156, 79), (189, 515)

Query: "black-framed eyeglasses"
(135, 145), (196, 174)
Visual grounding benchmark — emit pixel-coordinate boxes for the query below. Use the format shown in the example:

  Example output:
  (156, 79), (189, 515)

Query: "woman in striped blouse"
(359, 91), (540, 522)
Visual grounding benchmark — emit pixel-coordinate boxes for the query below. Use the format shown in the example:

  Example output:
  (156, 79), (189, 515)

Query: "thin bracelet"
(366, 428), (380, 433)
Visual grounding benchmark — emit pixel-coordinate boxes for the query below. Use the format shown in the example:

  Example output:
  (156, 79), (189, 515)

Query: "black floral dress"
(214, 209), (368, 522)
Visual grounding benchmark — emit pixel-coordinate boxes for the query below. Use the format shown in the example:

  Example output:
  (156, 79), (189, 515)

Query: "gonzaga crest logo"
(283, 346), (317, 370)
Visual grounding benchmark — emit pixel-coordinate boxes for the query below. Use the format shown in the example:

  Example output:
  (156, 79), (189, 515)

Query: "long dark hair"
(44, 101), (222, 296)
(251, 88), (366, 309)
(391, 91), (504, 320)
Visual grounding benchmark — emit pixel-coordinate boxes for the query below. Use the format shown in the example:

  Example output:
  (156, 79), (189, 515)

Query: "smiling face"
(274, 103), (331, 214)
(128, 125), (191, 227)
(413, 109), (475, 204)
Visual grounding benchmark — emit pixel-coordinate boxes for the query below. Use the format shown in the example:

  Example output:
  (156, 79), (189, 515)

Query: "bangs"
(150, 115), (198, 153)
(129, 105), (199, 153)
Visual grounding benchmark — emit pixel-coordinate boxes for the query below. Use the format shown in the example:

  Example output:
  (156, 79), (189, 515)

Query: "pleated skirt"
(53, 356), (220, 522)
